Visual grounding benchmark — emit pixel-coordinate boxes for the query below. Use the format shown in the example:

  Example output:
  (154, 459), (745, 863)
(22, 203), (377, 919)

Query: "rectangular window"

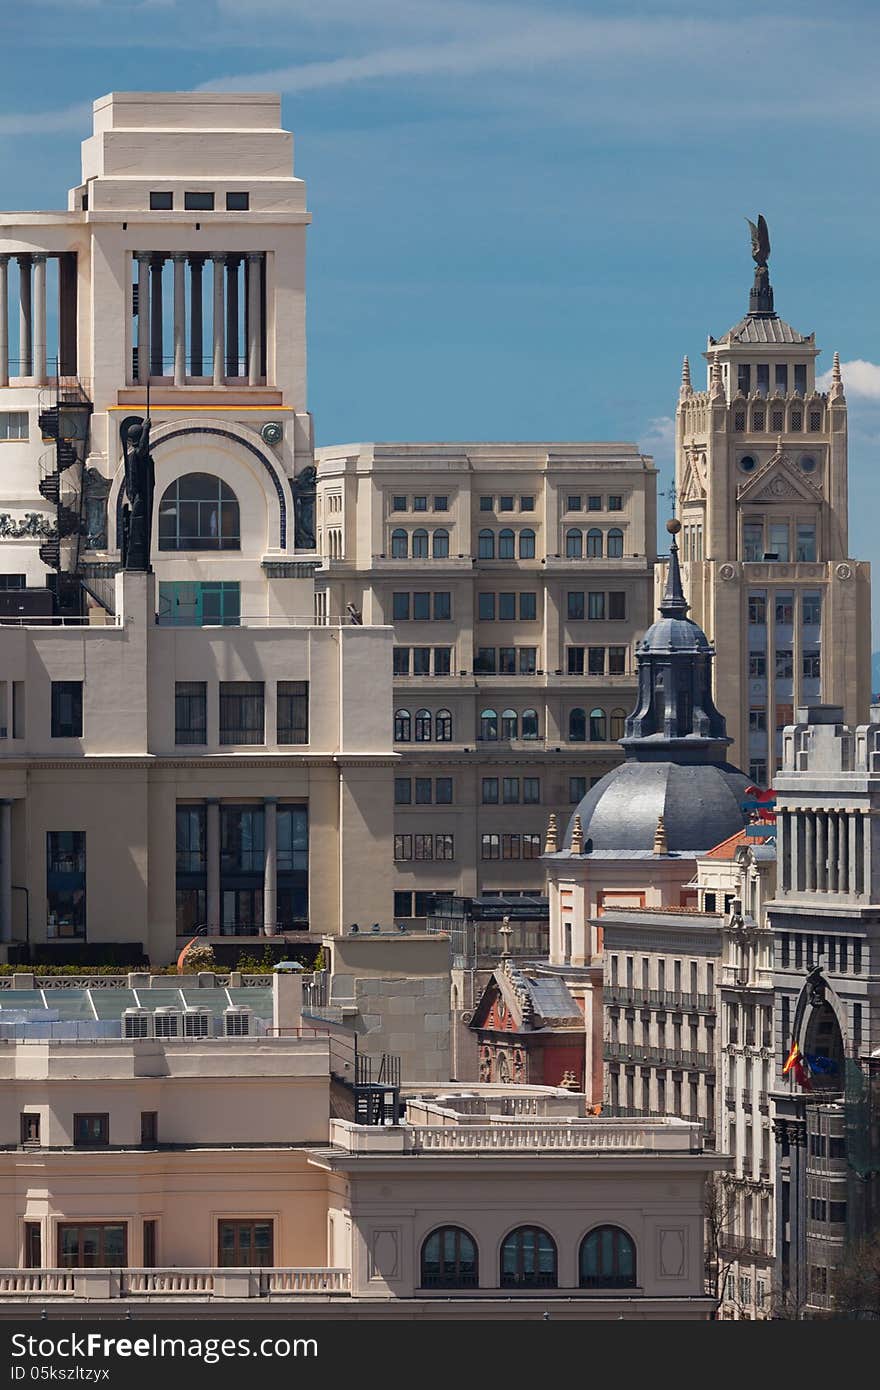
(412, 647), (431, 676)
(567, 591), (585, 621)
(58, 1223), (126, 1268)
(479, 496), (493, 511)
(0, 573), (26, 590)
(414, 834), (433, 860)
(143, 1220), (157, 1268)
(518, 648), (537, 675)
(520, 495), (535, 511)
(768, 523), (790, 561)
(775, 364), (788, 392)
(748, 594), (767, 624)
(219, 682), (264, 745)
(24, 1223), (41, 1270)
(394, 834), (412, 861)
(520, 592), (537, 621)
(73, 1114), (109, 1147)
(158, 581), (241, 627)
(474, 647), (496, 674)
(570, 777), (586, 803)
(802, 650), (820, 679)
(775, 650), (794, 680)
(749, 653), (767, 678)
(481, 833), (500, 860)
(140, 1112), (158, 1145)
(433, 592), (451, 620)
(499, 495), (514, 512)
(587, 495), (602, 511)
(499, 647), (516, 675)
(412, 496), (428, 512)
(756, 363), (769, 395)
(749, 707), (767, 732)
(415, 778), (433, 804)
(523, 777), (540, 804)
(796, 523), (816, 562)
(738, 363), (751, 394)
(776, 702), (794, 731)
(435, 833), (455, 860)
(608, 646), (626, 674)
(149, 191), (173, 210)
(51, 681), (83, 738)
(567, 646), (585, 675)
(608, 495), (623, 512)
(46, 831), (86, 940)
(218, 1220), (273, 1267)
(523, 833), (541, 858)
(567, 495), (582, 512)
(184, 191), (215, 210)
(277, 681), (309, 744)
(394, 890), (413, 916)
(392, 495), (407, 512)
(226, 191), (249, 210)
(174, 681), (207, 746)
(608, 591), (626, 620)
(802, 593), (821, 625)
(743, 522), (763, 562)
(775, 595), (794, 624)
(482, 777), (499, 804)
(435, 776), (453, 804)
(478, 593), (495, 621)
(20, 1113), (40, 1145)
(588, 592), (605, 621)
(502, 834), (521, 859)
(502, 777), (520, 804)
(0, 412), (28, 440)
(588, 647), (606, 676)
(433, 496), (448, 512)
(412, 591), (430, 621)
(498, 592), (516, 622)
(393, 592), (410, 620)
(394, 777), (412, 805)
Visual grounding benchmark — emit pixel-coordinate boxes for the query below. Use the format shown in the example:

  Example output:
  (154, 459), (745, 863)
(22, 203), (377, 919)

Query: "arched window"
(500, 1227), (557, 1288)
(415, 709), (432, 742)
(435, 709), (453, 742)
(586, 528), (603, 558)
(498, 529), (515, 559)
(566, 529), (583, 559)
(569, 707), (586, 742)
(521, 709), (539, 740)
(158, 473), (240, 551)
(480, 709), (498, 741)
(579, 1226), (636, 1289)
(501, 709), (518, 740)
(412, 529), (429, 559)
(478, 529), (495, 559)
(391, 528), (408, 559)
(610, 707), (627, 741)
(519, 528), (536, 559)
(421, 1227), (479, 1289)
(607, 527), (624, 558)
(589, 707), (607, 741)
(433, 528), (449, 558)
(394, 708), (411, 742)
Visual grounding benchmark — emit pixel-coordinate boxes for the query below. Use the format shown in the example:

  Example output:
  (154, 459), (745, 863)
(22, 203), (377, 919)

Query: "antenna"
(662, 479), (677, 518)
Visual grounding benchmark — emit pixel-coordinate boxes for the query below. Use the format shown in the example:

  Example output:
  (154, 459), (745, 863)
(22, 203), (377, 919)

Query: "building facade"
(672, 225), (871, 780)
(313, 442), (657, 914)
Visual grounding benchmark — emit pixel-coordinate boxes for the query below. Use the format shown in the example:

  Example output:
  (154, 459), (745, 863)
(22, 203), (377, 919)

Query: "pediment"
(737, 451), (822, 504)
(680, 451), (707, 504)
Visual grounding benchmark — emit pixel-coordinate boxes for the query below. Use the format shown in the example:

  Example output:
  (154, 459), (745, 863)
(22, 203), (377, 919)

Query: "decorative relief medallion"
(719, 564), (736, 581)
(836, 563), (853, 580)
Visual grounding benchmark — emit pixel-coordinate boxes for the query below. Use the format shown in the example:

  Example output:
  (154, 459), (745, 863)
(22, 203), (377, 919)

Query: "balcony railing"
(604, 986), (714, 1014)
(603, 1041), (714, 1071)
(0, 1268), (351, 1299)
(405, 1120), (702, 1153)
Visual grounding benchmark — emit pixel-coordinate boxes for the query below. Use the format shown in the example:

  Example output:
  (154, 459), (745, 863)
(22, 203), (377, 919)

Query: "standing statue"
(746, 214), (771, 267)
(746, 214), (773, 315)
(292, 464), (317, 550)
(120, 413), (155, 571)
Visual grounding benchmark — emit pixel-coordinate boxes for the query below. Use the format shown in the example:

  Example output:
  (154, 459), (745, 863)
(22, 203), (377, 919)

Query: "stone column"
(172, 253), (187, 386)
(189, 255), (205, 377)
(150, 254), (164, 376)
(247, 252), (262, 385)
(263, 798), (277, 935)
(32, 254), (47, 384)
(225, 255), (240, 377)
(206, 799), (220, 932)
(840, 812), (849, 894)
(17, 254), (32, 377)
(816, 812), (827, 892)
(212, 254), (225, 385)
(136, 253), (151, 385)
(862, 809), (872, 897)
(828, 812), (838, 894)
(805, 811), (816, 892)
(0, 256), (8, 387)
(0, 800), (12, 944)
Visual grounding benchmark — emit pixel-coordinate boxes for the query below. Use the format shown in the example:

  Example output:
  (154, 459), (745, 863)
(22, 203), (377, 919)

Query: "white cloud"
(0, 101), (90, 135)
(641, 415), (675, 457)
(817, 359), (880, 400)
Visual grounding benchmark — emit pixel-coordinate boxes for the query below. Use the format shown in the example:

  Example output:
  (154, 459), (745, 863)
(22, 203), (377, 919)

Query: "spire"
(680, 355), (692, 400)
(570, 814), (584, 854)
(543, 813), (558, 854)
(659, 518), (689, 620)
(830, 350), (845, 402)
(709, 351), (725, 401)
(652, 815), (669, 856)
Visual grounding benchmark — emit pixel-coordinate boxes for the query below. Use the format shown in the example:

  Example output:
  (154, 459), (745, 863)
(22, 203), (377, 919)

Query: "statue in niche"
(83, 468), (111, 550)
(292, 464), (317, 550)
(119, 413), (155, 571)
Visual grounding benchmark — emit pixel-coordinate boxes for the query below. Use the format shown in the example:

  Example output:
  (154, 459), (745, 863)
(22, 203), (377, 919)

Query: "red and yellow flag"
(782, 1040), (800, 1075)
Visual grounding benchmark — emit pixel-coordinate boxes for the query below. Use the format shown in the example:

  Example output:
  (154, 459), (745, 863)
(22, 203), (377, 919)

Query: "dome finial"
(830, 350), (845, 401)
(659, 517), (689, 620)
(680, 355), (692, 399)
(652, 815), (669, 856)
(570, 815), (584, 854)
(544, 812), (558, 854)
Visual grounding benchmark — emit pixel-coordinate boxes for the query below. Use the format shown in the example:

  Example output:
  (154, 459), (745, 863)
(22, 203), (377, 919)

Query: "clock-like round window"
(260, 421), (283, 446)
(739, 455), (758, 473)
(799, 455), (817, 473)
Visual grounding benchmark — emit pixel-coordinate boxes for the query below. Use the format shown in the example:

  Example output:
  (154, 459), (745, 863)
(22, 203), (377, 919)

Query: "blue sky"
(2, 0), (880, 635)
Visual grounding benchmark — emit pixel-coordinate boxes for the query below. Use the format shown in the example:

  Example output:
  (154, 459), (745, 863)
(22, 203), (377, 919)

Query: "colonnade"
(0, 254), (48, 386)
(204, 796), (278, 934)
(134, 251), (266, 387)
(779, 807), (870, 896)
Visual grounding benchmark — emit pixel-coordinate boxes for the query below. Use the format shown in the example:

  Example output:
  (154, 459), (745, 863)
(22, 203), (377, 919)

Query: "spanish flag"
(782, 1040), (811, 1090)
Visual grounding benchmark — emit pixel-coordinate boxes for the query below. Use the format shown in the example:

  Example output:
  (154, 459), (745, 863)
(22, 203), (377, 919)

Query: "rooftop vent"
(224, 1006), (251, 1037)
(122, 1008), (151, 1039)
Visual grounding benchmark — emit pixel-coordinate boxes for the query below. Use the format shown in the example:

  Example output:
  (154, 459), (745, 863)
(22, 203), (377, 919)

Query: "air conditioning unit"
(123, 1008), (151, 1039)
(154, 1008), (182, 1039)
(183, 1007), (211, 1039)
(224, 1006), (252, 1037)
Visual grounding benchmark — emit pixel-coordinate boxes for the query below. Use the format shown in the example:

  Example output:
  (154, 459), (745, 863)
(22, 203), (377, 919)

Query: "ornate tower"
(669, 217), (871, 779)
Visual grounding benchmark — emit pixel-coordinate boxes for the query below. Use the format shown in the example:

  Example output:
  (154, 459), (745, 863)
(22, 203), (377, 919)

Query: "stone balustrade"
(0, 1267), (350, 1300)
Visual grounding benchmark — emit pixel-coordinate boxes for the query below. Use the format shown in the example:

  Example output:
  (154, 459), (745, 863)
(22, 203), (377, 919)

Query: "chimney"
(272, 961), (304, 1033)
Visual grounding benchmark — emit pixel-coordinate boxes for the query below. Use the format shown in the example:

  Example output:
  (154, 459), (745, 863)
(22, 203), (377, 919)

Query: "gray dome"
(564, 758), (749, 854)
(639, 615), (712, 654)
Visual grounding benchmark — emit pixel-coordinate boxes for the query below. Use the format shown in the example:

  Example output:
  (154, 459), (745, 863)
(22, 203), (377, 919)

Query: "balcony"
(604, 986), (714, 1014)
(0, 1268), (351, 1301)
(603, 1041), (714, 1072)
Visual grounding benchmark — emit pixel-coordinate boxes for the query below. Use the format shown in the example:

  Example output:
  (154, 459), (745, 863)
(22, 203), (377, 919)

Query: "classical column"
(862, 809), (872, 897)
(247, 252), (262, 385)
(225, 255), (241, 377)
(0, 800), (12, 944)
(0, 256), (8, 387)
(816, 812), (827, 892)
(263, 798), (277, 935)
(150, 254), (164, 376)
(172, 253), (187, 386)
(189, 255), (205, 377)
(779, 812), (790, 893)
(828, 812), (839, 894)
(212, 254), (225, 385)
(840, 812), (850, 894)
(805, 811), (817, 892)
(17, 254), (32, 377)
(32, 254), (47, 384)
(206, 799), (220, 932)
(136, 253), (151, 385)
